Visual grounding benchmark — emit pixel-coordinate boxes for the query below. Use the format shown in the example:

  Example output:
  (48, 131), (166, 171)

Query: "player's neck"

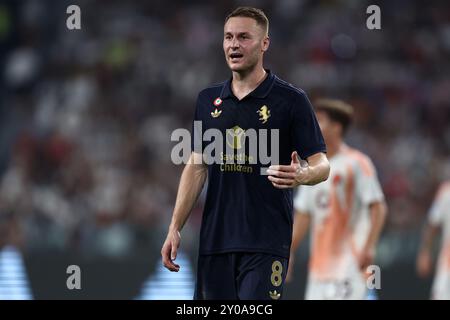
(231, 67), (267, 100)
(326, 140), (344, 158)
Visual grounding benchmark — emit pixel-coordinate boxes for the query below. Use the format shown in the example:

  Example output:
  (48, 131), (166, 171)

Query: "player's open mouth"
(229, 53), (243, 62)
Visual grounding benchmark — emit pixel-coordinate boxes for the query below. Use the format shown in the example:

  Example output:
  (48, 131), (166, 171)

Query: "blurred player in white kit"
(288, 98), (387, 300)
(417, 181), (450, 300)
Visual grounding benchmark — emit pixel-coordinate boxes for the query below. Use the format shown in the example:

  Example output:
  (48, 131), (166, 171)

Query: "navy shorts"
(194, 252), (289, 300)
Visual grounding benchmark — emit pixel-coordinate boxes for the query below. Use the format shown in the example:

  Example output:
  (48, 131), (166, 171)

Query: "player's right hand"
(161, 229), (181, 272)
(416, 250), (432, 278)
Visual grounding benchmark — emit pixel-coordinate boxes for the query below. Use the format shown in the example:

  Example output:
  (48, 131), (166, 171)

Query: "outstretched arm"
(161, 152), (207, 272)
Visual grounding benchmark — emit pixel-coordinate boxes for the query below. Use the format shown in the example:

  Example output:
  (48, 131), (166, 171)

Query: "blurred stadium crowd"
(0, 0), (449, 297)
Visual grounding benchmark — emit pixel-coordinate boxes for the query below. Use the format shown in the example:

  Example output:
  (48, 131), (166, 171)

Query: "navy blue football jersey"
(191, 70), (326, 258)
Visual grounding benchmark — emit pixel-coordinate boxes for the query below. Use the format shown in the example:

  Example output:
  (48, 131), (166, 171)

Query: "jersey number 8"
(271, 261), (283, 287)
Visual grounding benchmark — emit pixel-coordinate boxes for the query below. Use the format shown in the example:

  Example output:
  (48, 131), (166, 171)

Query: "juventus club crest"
(257, 105), (270, 124)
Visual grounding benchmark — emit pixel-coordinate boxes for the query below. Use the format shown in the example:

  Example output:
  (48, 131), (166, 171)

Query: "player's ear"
(262, 36), (270, 52)
(332, 122), (342, 137)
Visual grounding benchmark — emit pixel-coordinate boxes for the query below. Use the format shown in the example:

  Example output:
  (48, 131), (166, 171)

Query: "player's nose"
(231, 37), (240, 48)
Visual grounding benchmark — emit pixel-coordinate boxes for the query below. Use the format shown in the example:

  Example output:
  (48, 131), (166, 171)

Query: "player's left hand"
(267, 151), (309, 189)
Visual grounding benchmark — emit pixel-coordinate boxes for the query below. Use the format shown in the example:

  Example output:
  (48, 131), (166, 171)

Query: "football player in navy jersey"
(162, 6), (330, 300)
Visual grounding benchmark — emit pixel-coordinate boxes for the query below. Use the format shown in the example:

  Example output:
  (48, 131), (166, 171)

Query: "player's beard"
(228, 51), (260, 75)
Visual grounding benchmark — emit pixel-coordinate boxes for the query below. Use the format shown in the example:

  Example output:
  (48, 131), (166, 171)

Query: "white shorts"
(305, 276), (367, 300)
(432, 270), (450, 300)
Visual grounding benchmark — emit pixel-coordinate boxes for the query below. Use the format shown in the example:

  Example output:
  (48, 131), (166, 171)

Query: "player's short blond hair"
(314, 98), (354, 134)
(225, 7), (269, 36)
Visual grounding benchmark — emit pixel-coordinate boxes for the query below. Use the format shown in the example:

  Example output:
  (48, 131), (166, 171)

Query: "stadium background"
(0, 0), (449, 299)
